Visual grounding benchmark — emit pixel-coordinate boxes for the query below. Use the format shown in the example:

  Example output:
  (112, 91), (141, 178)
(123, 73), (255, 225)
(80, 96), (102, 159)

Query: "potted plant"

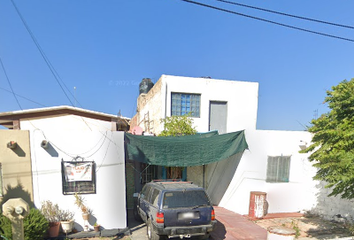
(40, 200), (61, 238)
(60, 209), (75, 234)
(74, 193), (91, 221)
(93, 222), (100, 232)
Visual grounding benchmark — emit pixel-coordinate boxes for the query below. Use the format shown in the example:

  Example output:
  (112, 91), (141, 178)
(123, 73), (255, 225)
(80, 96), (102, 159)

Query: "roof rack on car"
(152, 179), (193, 184)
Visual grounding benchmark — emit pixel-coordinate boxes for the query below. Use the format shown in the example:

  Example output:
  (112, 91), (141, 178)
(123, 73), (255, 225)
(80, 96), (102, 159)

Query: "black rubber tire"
(147, 219), (160, 240)
(199, 233), (210, 240)
(133, 205), (142, 222)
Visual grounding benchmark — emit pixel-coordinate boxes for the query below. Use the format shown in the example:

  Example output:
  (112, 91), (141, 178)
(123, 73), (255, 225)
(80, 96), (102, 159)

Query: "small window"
(62, 161), (96, 195)
(141, 185), (152, 200)
(162, 190), (210, 209)
(171, 93), (201, 117)
(266, 156), (291, 183)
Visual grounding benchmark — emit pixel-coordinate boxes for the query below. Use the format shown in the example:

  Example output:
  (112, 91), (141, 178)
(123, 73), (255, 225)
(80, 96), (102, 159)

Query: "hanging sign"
(64, 162), (93, 182)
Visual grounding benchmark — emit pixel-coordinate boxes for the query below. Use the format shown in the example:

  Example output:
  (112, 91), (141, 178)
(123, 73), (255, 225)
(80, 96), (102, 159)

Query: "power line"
(215, 0), (354, 30)
(180, 0), (354, 43)
(0, 86), (47, 107)
(0, 56), (23, 109)
(10, 0), (79, 106)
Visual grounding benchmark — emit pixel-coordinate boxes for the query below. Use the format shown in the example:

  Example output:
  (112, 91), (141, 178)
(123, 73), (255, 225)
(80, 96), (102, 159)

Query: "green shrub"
(24, 208), (49, 240)
(0, 214), (12, 240)
(0, 208), (49, 240)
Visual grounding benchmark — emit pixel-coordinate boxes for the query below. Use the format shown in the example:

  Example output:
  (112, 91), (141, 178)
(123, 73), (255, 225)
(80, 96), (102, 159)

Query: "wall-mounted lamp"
(41, 140), (49, 149)
(299, 140), (307, 150)
(7, 141), (17, 149)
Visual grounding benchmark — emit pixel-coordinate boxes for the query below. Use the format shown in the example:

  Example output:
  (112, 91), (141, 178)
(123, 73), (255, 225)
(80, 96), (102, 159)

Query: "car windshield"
(162, 190), (210, 209)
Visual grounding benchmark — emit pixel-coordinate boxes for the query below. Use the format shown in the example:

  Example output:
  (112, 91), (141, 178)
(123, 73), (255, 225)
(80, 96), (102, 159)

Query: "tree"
(302, 79), (354, 199)
(159, 115), (197, 137)
(159, 114), (197, 179)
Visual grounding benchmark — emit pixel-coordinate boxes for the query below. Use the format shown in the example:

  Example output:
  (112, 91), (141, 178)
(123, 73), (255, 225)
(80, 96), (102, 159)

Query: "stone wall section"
(311, 181), (354, 223)
(136, 79), (164, 134)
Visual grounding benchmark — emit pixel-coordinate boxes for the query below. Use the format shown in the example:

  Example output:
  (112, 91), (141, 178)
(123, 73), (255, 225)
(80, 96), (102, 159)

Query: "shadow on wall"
(0, 183), (35, 211)
(41, 141), (59, 157)
(9, 144), (26, 157)
(310, 181), (354, 223)
(206, 152), (243, 205)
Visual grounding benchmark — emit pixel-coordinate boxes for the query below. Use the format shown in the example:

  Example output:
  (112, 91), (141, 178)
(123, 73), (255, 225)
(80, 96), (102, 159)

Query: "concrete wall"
(0, 130), (33, 203)
(20, 114), (115, 132)
(135, 79), (165, 133)
(21, 116), (126, 229)
(219, 129), (317, 215)
(133, 75), (259, 135)
(162, 75), (259, 133)
(310, 181), (354, 223)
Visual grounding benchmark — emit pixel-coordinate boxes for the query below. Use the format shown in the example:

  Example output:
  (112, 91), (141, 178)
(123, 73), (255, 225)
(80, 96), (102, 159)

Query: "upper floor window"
(266, 156), (291, 183)
(171, 93), (200, 117)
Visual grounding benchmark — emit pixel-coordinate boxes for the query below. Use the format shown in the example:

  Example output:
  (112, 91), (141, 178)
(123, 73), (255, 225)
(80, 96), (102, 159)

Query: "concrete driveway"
(127, 209), (212, 240)
(127, 206), (270, 240)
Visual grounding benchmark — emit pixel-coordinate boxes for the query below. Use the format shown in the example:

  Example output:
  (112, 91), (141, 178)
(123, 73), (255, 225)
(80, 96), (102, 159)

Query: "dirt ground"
(253, 214), (354, 240)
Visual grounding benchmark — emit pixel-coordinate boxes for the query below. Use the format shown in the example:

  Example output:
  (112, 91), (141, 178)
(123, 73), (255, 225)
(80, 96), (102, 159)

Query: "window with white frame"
(266, 156), (291, 183)
(171, 93), (200, 117)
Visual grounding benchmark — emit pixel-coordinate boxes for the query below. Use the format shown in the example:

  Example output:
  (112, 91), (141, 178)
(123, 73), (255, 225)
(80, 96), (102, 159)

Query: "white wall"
(22, 116), (126, 229)
(135, 75), (322, 217)
(161, 75), (259, 132)
(311, 181), (354, 222)
(21, 114), (114, 132)
(219, 129), (318, 215)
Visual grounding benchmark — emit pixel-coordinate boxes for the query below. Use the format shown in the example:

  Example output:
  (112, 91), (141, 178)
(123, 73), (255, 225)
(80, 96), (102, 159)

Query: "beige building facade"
(0, 129), (33, 203)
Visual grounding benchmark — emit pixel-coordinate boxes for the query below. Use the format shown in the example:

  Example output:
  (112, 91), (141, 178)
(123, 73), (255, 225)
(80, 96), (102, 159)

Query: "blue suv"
(136, 180), (217, 240)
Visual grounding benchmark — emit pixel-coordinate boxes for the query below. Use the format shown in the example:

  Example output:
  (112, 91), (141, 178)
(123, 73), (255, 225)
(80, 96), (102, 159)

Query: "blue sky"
(1, 0), (353, 131)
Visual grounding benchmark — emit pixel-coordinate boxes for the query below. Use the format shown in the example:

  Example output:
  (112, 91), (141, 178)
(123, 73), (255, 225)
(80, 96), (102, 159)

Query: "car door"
(138, 185), (152, 222)
(148, 188), (161, 223)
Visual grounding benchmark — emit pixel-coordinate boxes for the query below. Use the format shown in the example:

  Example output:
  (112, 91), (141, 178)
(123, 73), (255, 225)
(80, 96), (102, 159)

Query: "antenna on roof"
(74, 86), (77, 107)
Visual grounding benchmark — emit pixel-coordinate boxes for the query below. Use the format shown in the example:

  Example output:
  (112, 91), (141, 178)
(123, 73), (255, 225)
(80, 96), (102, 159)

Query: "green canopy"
(125, 130), (248, 167)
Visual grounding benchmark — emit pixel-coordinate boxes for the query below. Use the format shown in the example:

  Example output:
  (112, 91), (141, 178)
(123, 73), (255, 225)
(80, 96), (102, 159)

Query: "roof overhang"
(0, 106), (130, 130)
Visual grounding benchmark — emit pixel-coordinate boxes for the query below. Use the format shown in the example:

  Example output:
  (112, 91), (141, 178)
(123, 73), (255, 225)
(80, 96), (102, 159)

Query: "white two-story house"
(130, 74), (318, 217)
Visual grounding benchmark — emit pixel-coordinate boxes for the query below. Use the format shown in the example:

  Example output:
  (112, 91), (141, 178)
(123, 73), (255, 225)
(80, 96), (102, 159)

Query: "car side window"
(146, 186), (155, 203)
(141, 185), (151, 200)
(150, 189), (160, 206)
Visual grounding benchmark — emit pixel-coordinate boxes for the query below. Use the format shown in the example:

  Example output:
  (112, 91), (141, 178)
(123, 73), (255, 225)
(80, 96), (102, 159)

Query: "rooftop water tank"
(139, 78), (154, 95)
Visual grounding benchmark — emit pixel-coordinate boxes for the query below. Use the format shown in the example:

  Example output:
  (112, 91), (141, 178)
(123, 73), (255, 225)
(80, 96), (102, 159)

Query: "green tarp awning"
(125, 130), (248, 167)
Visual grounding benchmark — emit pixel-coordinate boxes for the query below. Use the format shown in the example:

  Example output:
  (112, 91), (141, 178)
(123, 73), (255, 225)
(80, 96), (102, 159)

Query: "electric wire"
(215, 0), (354, 30)
(95, 132), (112, 173)
(180, 0), (354, 43)
(9, 0), (76, 106)
(0, 86), (47, 107)
(50, 133), (107, 159)
(0, 56), (23, 110)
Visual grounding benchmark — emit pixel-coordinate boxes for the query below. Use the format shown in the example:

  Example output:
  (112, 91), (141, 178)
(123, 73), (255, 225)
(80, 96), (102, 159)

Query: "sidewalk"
(212, 206), (354, 240)
(211, 206), (267, 240)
